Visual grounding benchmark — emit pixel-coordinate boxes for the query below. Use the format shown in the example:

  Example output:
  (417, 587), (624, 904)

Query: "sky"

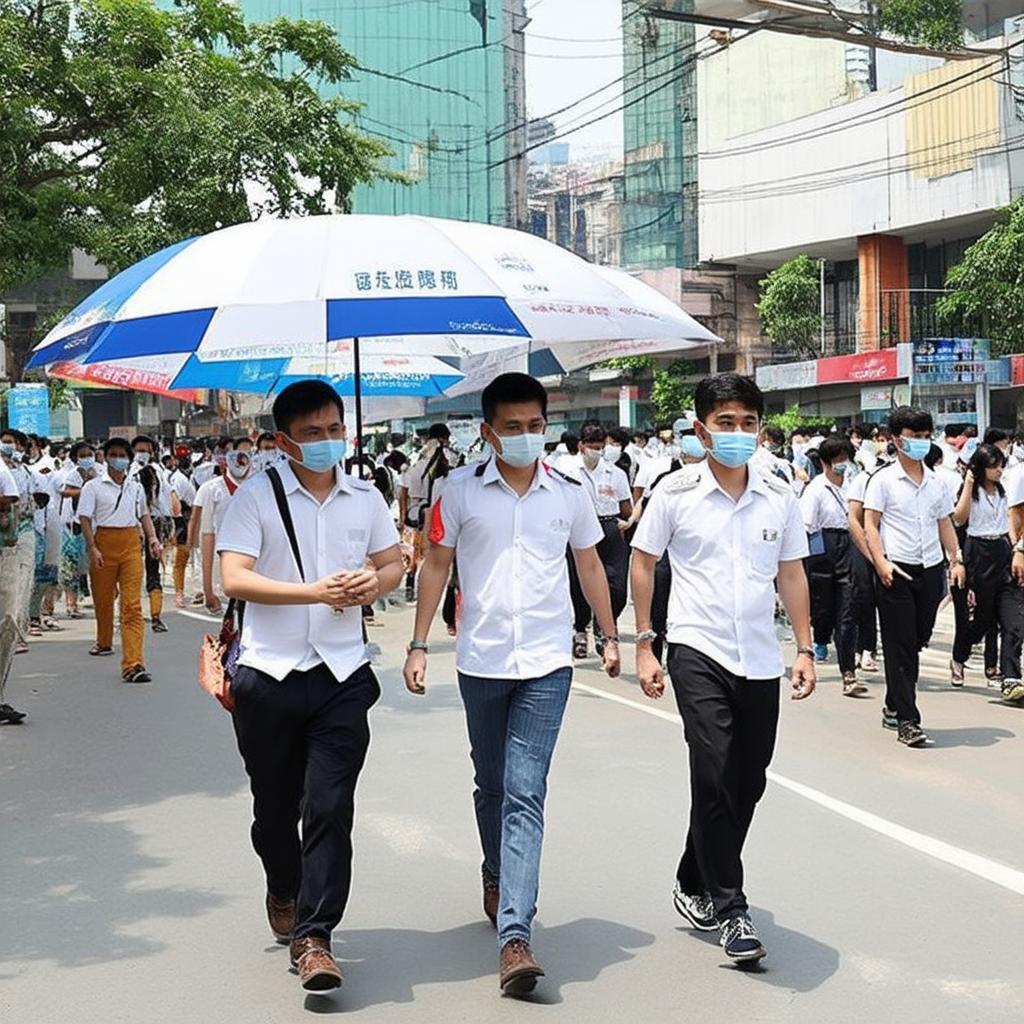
(524, 0), (625, 162)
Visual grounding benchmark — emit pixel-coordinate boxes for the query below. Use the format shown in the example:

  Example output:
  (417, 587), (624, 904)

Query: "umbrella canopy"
(27, 214), (719, 370)
(48, 354), (204, 403)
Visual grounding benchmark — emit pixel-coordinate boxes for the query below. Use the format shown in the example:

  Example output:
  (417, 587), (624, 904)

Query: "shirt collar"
(893, 459), (933, 487)
(481, 457), (553, 491)
(277, 459), (351, 498)
(696, 462), (769, 507)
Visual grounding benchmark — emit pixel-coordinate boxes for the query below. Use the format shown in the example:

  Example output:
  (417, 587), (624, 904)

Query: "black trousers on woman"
(568, 518), (629, 633)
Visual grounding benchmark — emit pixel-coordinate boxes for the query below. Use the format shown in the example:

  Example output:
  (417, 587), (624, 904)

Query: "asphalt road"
(1, 599), (1022, 1023)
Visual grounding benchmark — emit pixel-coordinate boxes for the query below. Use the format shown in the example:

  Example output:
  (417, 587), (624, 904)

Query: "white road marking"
(572, 681), (1024, 896)
(175, 608), (223, 623)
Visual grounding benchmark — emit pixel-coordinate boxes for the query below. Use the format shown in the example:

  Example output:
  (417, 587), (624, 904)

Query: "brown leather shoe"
(290, 936), (342, 992)
(499, 938), (544, 996)
(266, 893), (296, 945)
(482, 870), (499, 928)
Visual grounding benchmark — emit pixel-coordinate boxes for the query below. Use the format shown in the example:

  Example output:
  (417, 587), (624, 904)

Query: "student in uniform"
(800, 437), (866, 696)
(168, 446), (197, 608)
(569, 421), (633, 659)
(404, 373), (618, 997)
(218, 380), (404, 995)
(57, 442), (99, 619)
(863, 407), (965, 747)
(131, 435), (170, 633)
(632, 372), (816, 966)
(0, 458), (27, 724)
(78, 437), (163, 684)
(951, 444), (1024, 697)
(2, 430), (43, 655)
(846, 466), (880, 673)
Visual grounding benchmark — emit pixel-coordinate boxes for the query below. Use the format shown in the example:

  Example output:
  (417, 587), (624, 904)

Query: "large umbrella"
(28, 214), (720, 449)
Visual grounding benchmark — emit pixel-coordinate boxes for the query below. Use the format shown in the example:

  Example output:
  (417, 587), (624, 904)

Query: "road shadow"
(924, 725), (1015, 748)
(682, 907), (839, 992)
(306, 917), (655, 1011)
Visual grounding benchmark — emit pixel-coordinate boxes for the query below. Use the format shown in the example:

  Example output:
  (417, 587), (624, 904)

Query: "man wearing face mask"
(1, 430), (41, 656)
(218, 380), (404, 995)
(631, 373), (815, 965)
(196, 437), (254, 614)
(0, 454), (28, 723)
(403, 373), (618, 997)
(78, 438), (162, 684)
(799, 437), (865, 696)
(130, 435), (171, 633)
(863, 407), (965, 748)
(567, 421), (633, 659)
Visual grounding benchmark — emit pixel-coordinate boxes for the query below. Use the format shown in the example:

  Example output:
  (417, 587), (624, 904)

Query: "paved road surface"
(1, 601), (1022, 1023)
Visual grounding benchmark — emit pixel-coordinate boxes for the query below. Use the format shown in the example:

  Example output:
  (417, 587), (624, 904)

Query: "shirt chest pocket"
(534, 518), (572, 560)
(747, 528), (782, 579)
(342, 528), (369, 569)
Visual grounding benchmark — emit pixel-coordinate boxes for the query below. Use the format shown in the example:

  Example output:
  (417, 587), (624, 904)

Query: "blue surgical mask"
(77, 457), (96, 471)
(900, 438), (931, 462)
(289, 437), (347, 473)
(494, 431), (546, 469)
(107, 456), (130, 473)
(680, 435), (707, 460)
(705, 430), (758, 469)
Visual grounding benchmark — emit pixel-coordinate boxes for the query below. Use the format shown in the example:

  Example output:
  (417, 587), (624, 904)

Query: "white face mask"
(582, 448), (602, 470)
(603, 445), (622, 463)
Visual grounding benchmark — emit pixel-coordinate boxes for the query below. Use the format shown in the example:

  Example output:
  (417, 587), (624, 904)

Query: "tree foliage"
(0, 0), (393, 298)
(936, 199), (1024, 357)
(764, 404), (834, 434)
(878, 0), (963, 52)
(756, 254), (823, 357)
(601, 355), (694, 421)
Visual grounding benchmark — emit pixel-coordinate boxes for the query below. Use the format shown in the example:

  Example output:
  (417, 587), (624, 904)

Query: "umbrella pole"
(353, 335), (364, 466)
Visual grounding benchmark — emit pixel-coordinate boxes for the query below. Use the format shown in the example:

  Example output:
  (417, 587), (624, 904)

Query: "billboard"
(912, 338), (990, 384)
(6, 383), (50, 436)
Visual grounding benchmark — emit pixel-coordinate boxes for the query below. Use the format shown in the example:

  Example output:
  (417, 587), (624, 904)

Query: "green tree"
(936, 198), (1024, 357)
(1, 0), (393, 376)
(601, 355), (694, 421)
(878, 0), (963, 52)
(756, 254), (823, 357)
(764, 404), (834, 435)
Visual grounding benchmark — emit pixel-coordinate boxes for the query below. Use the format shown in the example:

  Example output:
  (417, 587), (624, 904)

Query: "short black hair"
(819, 436), (855, 464)
(694, 372), (764, 423)
(481, 372), (548, 424)
(580, 422), (607, 445)
(131, 434), (155, 450)
(233, 435), (252, 448)
(943, 423), (964, 438)
(608, 426), (631, 446)
(924, 443), (943, 469)
(104, 437), (131, 457)
(427, 422), (450, 441)
(70, 441), (95, 460)
(984, 427), (1010, 445)
(762, 425), (785, 446)
(273, 379), (345, 434)
(889, 406), (933, 435)
(256, 431), (277, 448)
(963, 424), (978, 438)
(2, 428), (27, 446)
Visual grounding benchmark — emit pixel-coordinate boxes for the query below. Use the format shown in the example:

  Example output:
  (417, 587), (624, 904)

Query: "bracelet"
(1014, 539), (1024, 554)
(408, 640), (429, 653)
(796, 645), (816, 657)
(635, 629), (658, 644)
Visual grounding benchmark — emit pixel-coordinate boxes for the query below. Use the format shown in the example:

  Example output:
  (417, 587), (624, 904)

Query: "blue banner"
(7, 384), (50, 436)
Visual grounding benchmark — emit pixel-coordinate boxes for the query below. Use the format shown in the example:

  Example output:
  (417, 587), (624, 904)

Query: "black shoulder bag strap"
(267, 467), (305, 581)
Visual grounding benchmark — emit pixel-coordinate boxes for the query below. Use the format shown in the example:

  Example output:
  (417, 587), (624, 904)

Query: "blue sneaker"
(813, 643), (828, 662)
(720, 914), (766, 963)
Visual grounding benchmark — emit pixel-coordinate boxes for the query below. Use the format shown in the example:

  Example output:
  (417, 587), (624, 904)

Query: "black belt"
(598, 514), (620, 523)
(822, 527), (847, 534)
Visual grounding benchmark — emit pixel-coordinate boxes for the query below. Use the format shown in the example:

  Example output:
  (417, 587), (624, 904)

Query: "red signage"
(817, 349), (899, 385)
(1011, 354), (1024, 387)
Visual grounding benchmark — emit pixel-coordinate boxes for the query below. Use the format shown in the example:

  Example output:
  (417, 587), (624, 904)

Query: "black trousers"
(850, 546), (878, 655)
(806, 530), (856, 672)
(874, 563), (945, 725)
(143, 539), (161, 595)
(231, 661), (380, 941)
(567, 519), (629, 633)
(668, 644), (780, 922)
(651, 553), (673, 664)
(952, 537), (1023, 678)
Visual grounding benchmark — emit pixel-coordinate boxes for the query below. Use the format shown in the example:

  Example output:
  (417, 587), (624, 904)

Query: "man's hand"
(89, 545), (104, 569)
(877, 559), (912, 588)
(333, 568), (380, 608)
(949, 562), (966, 590)
(310, 572), (349, 606)
(403, 648), (427, 695)
(791, 652), (816, 700)
(637, 647), (665, 700)
(1014, 551), (1024, 586)
(602, 639), (621, 678)
(616, 519), (631, 533)
(148, 537), (162, 561)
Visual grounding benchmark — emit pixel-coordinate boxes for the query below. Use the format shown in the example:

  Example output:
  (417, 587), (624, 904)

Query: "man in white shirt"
(403, 373), (618, 997)
(130, 435), (172, 633)
(569, 420), (633, 659)
(632, 372), (815, 966)
(1, 429), (43, 652)
(56, 441), (99, 620)
(863, 407), (965, 747)
(218, 380), (403, 995)
(198, 438), (253, 612)
(0, 458), (27, 724)
(800, 437), (865, 696)
(79, 437), (162, 683)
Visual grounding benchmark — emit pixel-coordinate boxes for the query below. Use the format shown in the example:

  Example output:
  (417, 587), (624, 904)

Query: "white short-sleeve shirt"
(632, 464), (808, 679)
(966, 488), (1009, 538)
(169, 469), (196, 508)
(863, 461), (953, 568)
(633, 455), (674, 497)
(580, 460), (632, 517)
(1004, 465), (1024, 509)
(217, 463), (400, 683)
(77, 475), (147, 529)
(429, 458), (603, 679)
(196, 477), (238, 537)
(800, 473), (849, 533)
(0, 462), (18, 500)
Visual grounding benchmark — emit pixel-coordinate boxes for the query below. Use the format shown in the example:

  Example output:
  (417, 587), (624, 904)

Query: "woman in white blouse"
(951, 444), (1023, 687)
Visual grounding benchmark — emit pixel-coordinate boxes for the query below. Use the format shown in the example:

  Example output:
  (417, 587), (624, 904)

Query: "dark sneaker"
(672, 882), (718, 931)
(151, 618), (168, 634)
(950, 660), (965, 687)
(594, 632), (605, 657)
(719, 914), (766, 963)
(122, 666), (151, 684)
(1001, 678), (1024, 704)
(572, 631), (588, 659)
(897, 722), (928, 747)
(882, 707), (898, 730)
(813, 643), (828, 662)
(0, 703), (27, 725)
(482, 868), (499, 928)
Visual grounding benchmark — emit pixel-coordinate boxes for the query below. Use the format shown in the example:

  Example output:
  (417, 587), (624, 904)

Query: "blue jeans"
(458, 666), (573, 947)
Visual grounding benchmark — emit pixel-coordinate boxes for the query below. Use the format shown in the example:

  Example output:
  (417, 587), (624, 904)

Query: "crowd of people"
(3, 371), (1023, 999)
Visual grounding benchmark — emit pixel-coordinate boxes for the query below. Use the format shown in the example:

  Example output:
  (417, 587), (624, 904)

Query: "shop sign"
(912, 338), (990, 384)
(818, 348), (899, 385)
(755, 360), (817, 392)
(1010, 354), (1024, 386)
(860, 385), (892, 411)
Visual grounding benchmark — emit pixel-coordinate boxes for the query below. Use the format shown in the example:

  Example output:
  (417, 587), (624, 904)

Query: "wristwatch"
(635, 629), (658, 644)
(408, 640), (429, 653)
(1014, 539), (1024, 555)
(796, 645), (816, 658)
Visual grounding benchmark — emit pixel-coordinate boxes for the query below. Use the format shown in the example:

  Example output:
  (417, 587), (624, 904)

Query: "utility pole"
(503, 0), (529, 229)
